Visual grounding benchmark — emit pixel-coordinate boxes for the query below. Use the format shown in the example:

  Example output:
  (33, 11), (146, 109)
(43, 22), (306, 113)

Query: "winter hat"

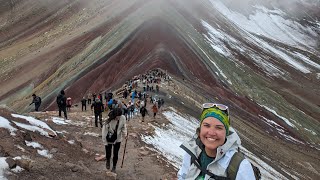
(200, 108), (230, 136)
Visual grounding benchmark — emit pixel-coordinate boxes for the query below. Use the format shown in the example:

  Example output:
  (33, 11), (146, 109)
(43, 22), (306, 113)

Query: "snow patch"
(14, 145), (25, 152)
(51, 117), (68, 125)
(12, 114), (56, 134)
(12, 121), (51, 137)
(0, 157), (9, 180)
(11, 166), (24, 173)
(25, 141), (43, 149)
(0, 116), (17, 136)
(260, 105), (296, 128)
(37, 150), (53, 159)
(68, 140), (75, 144)
(83, 132), (100, 137)
(209, 0), (318, 49)
(141, 109), (198, 168)
(304, 128), (317, 136)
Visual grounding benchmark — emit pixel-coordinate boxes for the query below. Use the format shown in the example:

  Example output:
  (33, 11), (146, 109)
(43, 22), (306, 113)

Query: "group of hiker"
(28, 68), (260, 179)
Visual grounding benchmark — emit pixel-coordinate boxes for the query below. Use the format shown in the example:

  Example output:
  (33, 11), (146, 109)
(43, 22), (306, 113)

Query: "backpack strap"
(180, 144), (229, 180)
(227, 152), (245, 180)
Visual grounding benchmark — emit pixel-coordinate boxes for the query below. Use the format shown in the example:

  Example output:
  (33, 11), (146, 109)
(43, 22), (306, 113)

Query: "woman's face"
(199, 117), (226, 153)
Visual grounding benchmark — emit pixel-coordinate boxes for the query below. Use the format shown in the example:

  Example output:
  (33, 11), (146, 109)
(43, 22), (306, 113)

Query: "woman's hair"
(196, 127), (200, 136)
(107, 108), (122, 121)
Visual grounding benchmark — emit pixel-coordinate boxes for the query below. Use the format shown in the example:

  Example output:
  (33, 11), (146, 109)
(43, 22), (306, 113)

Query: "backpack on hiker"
(106, 120), (119, 143)
(35, 96), (41, 104)
(191, 151), (261, 180)
(57, 95), (65, 106)
(227, 152), (261, 180)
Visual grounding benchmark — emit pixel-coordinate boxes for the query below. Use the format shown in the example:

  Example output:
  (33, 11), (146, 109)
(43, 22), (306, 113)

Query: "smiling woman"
(177, 104), (256, 180)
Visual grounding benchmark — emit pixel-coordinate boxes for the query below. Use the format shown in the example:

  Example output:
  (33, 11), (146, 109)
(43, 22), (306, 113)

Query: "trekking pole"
(121, 132), (129, 168)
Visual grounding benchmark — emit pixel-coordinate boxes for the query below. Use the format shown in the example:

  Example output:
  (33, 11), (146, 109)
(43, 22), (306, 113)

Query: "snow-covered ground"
(209, 0), (318, 49)
(201, 0), (320, 78)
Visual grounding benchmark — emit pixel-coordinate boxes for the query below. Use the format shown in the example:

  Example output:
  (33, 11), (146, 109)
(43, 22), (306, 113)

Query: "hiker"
(107, 91), (113, 102)
(177, 103), (256, 179)
(157, 99), (162, 112)
(56, 90), (67, 119)
(29, 94), (41, 111)
(152, 104), (158, 118)
(127, 101), (134, 120)
(131, 90), (136, 104)
(98, 93), (103, 101)
(91, 98), (104, 128)
(123, 89), (128, 99)
(140, 99), (145, 109)
(122, 101), (128, 120)
(92, 93), (97, 103)
(66, 97), (72, 111)
(81, 97), (87, 111)
(140, 106), (148, 122)
(102, 108), (127, 173)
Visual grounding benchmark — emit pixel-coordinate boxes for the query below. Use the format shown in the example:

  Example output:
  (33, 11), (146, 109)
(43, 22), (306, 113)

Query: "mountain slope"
(0, 0), (319, 179)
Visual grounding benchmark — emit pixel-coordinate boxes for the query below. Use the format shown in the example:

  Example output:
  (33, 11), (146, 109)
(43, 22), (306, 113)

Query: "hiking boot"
(106, 160), (110, 170)
(111, 166), (116, 173)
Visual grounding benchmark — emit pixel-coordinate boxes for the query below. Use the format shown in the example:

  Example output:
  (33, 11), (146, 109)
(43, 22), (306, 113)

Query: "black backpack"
(36, 96), (41, 104)
(57, 95), (64, 106)
(106, 120), (119, 143)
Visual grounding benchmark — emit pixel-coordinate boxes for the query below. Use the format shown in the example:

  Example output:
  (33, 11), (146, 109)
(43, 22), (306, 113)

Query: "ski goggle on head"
(200, 103), (230, 135)
(202, 103), (229, 116)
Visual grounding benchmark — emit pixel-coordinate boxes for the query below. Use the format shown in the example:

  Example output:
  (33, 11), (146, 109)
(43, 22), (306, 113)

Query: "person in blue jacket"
(178, 103), (256, 180)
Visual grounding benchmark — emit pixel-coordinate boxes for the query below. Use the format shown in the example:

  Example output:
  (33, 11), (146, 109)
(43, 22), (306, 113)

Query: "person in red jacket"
(152, 103), (158, 118)
(66, 97), (72, 111)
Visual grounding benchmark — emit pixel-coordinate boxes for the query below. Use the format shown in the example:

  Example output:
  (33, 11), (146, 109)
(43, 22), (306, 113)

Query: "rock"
(129, 133), (138, 138)
(50, 148), (58, 154)
(23, 132), (32, 141)
(139, 151), (149, 156)
(66, 162), (82, 172)
(5, 158), (16, 169)
(78, 161), (91, 174)
(82, 148), (89, 154)
(65, 162), (76, 168)
(0, 145), (9, 157)
(95, 155), (106, 161)
(105, 171), (117, 179)
(56, 132), (64, 139)
(71, 165), (81, 172)
(139, 147), (149, 156)
(46, 130), (57, 137)
(16, 159), (31, 171)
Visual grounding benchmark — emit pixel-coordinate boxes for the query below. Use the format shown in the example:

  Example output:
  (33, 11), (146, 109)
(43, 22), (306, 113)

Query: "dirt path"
(2, 76), (177, 179)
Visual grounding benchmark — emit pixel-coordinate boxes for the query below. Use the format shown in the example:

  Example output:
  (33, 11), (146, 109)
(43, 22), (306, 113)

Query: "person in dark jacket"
(56, 90), (67, 119)
(91, 98), (104, 128)
(81, 97), (87, 111)
(30, 94), (41, 111)
(140, 106), (148, 122)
